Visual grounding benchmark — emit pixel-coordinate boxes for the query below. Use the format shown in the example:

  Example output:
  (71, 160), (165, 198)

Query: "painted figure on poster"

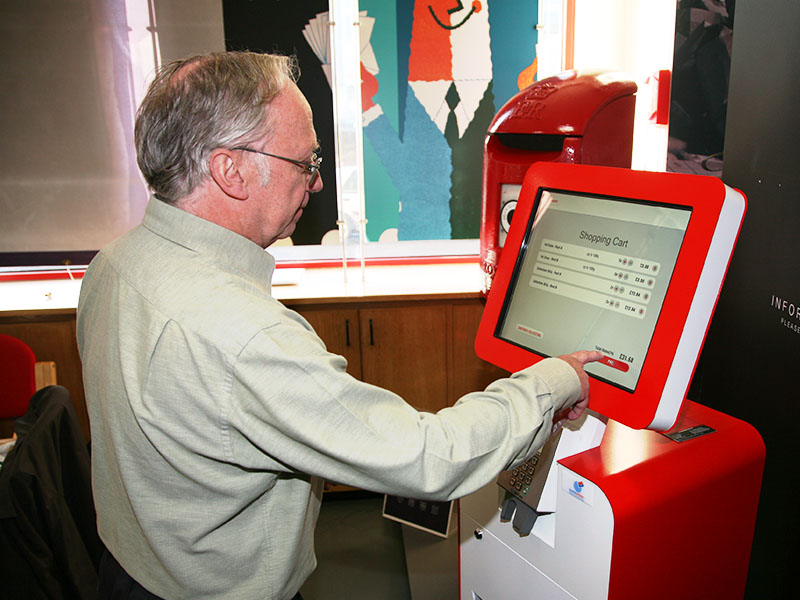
(304, 1), (539, 243)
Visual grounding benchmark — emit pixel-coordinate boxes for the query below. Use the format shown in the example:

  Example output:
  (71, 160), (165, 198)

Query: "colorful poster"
(358, 1), (540, 243)
(224, 1), (539, 247)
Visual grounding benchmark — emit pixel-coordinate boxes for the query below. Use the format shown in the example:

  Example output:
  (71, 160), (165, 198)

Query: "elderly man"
(77, 51), (600, 600)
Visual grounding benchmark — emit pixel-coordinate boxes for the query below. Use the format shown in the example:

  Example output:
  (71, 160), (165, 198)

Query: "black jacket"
(0, 385), (103, 599)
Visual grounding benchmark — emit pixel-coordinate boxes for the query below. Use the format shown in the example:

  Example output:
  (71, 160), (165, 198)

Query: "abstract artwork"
(225, 0), (540, 247)
(356, 1), (540, 243)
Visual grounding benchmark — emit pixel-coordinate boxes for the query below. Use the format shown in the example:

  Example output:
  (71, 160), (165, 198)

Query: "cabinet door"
(296, 308), (362, 379)
(450, 301), (510, 404)
(359, 304), (449, 413)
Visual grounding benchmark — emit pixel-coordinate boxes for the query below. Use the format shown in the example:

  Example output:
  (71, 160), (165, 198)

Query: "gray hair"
(135, 51), (298, 203)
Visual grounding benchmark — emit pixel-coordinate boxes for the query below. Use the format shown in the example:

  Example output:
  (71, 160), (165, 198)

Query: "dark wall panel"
(700, 0), (800, 596)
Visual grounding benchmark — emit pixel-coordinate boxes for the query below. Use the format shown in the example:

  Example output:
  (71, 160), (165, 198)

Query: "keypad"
(508, 452), (540, 496)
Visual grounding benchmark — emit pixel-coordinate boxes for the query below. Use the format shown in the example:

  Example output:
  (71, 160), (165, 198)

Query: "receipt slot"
(480, 71), (637, 292)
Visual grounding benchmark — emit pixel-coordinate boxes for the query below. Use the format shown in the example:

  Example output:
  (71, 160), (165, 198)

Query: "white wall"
(573, 0), (677, 171)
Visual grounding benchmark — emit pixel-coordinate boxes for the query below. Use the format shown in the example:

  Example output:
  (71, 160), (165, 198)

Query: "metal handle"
(345, 319), (351, 347)
(369, 318), (374, 345)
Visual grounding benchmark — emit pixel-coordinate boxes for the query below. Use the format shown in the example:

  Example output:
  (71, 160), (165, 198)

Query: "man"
(77, 51), (601, 600)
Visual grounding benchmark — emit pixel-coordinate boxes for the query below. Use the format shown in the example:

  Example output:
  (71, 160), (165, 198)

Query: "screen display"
(496, 189), (692, 391)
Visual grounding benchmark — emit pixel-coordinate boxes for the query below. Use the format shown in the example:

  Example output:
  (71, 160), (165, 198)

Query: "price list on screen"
(529, 239), (660, 319)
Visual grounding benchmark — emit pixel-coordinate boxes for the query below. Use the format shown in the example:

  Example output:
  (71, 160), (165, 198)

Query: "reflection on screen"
(497, 189), (692, 391)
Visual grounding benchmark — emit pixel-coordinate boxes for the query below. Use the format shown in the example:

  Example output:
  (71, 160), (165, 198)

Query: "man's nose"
(308, 172), (323, 193)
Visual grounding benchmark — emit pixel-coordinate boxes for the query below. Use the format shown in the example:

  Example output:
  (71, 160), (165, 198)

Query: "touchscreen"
(496, 189), (692, 391)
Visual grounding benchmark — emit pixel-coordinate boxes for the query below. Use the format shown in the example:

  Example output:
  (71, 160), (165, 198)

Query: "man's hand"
(556, 350), (604, 421)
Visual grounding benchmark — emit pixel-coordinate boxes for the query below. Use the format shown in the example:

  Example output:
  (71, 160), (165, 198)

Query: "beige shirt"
(77, 198), (581, 600)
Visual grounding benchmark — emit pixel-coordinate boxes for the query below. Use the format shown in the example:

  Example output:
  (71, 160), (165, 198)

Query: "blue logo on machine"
(562, 472), (593, 506)
(569, 480), (585, 501)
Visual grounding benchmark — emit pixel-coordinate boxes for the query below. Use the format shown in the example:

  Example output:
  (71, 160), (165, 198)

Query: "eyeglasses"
(231, 147), (322, 188)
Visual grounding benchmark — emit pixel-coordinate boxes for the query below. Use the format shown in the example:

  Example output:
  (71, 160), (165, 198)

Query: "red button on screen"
(599, 355), (630, 372)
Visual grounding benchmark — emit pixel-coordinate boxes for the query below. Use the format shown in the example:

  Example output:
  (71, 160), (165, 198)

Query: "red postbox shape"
(480, 70), (637, 292)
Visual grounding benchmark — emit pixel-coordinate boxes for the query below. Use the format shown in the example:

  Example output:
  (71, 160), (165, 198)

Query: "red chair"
(0, 334), (38, 420)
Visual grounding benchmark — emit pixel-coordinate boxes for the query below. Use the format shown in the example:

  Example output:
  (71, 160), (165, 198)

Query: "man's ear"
(208, 149), (249, 200)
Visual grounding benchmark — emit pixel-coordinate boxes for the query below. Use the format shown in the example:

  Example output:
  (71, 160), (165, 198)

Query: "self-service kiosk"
(480, 71), (637, 293)
(461, 163), (765, 599)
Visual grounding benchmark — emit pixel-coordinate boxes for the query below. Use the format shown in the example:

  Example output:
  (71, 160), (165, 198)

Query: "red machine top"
(489, 70), (637, 137)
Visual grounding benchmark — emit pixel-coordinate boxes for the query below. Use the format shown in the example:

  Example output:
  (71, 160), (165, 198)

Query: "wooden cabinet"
(358, 304), (449, 412)
(451, 302), (510, 401)
(290, 295), (507, 493)
(298, 307), (362, 378)
(291, 297), (507, 414)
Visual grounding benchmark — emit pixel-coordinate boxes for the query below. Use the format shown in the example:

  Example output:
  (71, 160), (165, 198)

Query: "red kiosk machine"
(461, 163), (764, 599)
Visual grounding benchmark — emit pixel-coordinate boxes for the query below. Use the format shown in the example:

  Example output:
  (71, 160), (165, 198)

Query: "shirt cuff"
(515, 357), (582, 414)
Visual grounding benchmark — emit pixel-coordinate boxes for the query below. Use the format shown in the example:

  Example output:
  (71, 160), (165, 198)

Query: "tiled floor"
(300, 492), (412, 600)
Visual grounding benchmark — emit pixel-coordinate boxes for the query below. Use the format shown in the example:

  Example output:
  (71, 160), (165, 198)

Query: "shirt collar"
(141, 198), (275, 289)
